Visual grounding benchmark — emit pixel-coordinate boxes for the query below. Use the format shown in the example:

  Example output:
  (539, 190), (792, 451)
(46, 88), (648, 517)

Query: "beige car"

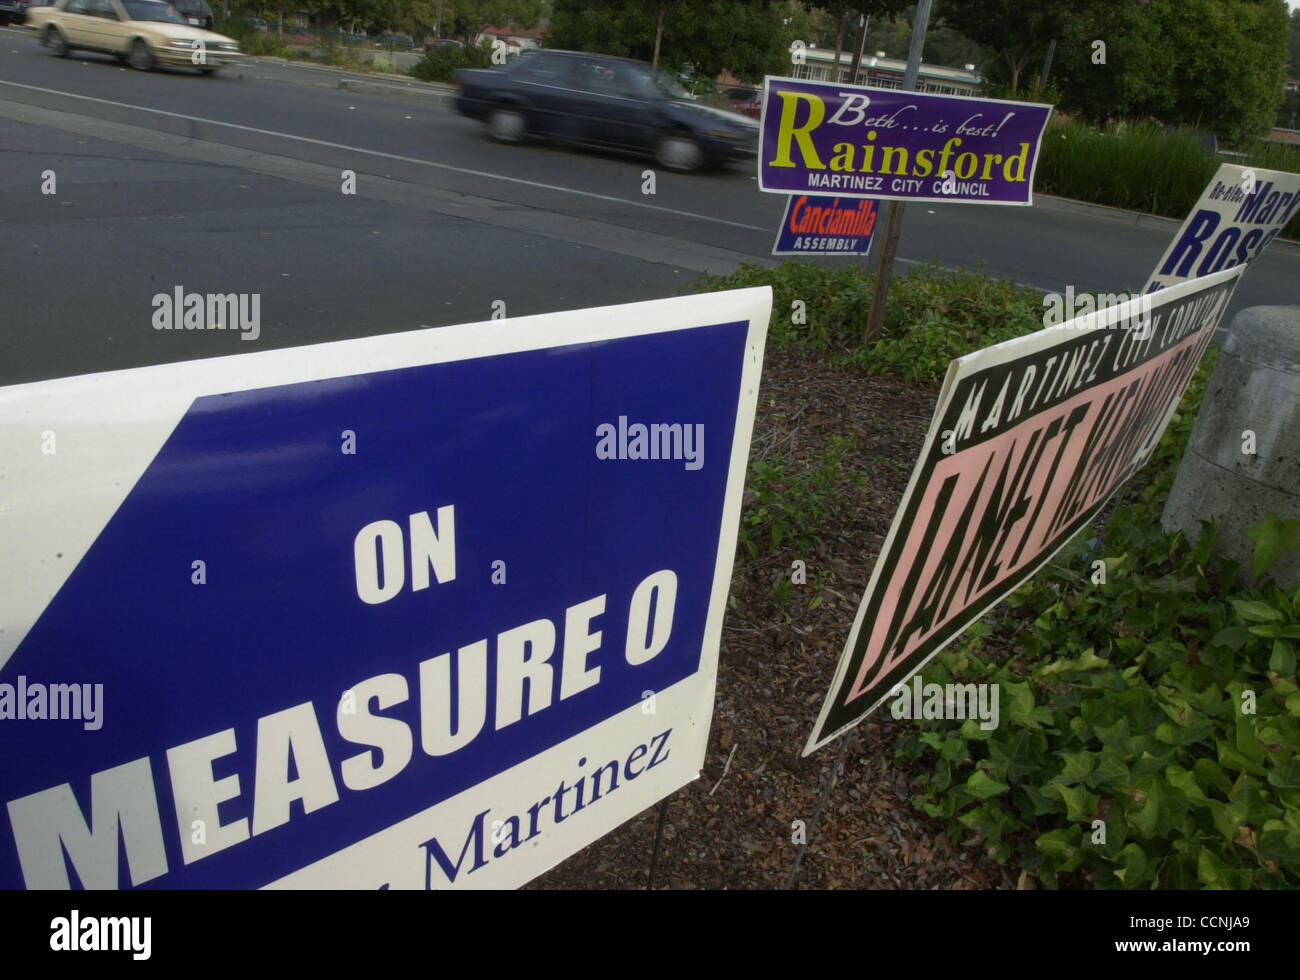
(27, 0), (240, 73)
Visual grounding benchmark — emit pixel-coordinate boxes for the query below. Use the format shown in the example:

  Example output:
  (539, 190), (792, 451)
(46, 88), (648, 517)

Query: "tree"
(938, 0), (1075, 95)
(814, 1), (907, 83)
(548, 0), (797, 83)
(1047, 0), (1290, 144)
(446, 0), (545, 46)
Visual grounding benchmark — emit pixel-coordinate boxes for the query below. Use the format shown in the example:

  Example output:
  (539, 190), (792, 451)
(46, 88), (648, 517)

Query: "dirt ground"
(529, 351), (1019, 890)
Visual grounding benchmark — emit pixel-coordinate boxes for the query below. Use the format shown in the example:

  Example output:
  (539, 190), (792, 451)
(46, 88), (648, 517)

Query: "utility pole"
(1039, 37), (1056, 92)
(853, 14), (869, 85)
(864, 0), (931, 345)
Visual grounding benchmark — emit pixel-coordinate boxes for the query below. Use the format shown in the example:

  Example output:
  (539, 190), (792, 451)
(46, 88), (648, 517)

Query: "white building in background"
(792, 47), (981, 96)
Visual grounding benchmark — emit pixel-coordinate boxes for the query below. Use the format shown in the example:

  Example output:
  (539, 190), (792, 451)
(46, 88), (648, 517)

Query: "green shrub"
(738, 435), (866, 564)
(691, 260), (1043, 384)
(1037, 118), (1300, 241)
(851, 264), (1043, 383)
(1036, 119), (1212, 217)
(411, 39), (491, 83)
(894, 351), (1300, 889)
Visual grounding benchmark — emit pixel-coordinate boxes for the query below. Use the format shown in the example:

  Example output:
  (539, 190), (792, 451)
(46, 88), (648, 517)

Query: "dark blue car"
(454, 49), (758, 173)
(0, 0), (32, 24)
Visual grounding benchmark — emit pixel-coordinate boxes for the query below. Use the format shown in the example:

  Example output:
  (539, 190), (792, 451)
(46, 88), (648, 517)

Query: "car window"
(65, 0), (90, 14)
(571, 59), (646, 98)
(512, 54), (569, 85)
(88, 0), (117, 19)
(121, 0), (184, 22)
(652, 69), (691, 101)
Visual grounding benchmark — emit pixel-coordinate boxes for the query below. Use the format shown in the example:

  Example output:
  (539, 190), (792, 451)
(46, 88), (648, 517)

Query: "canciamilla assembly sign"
(805, 265), (1244, 754)
(1144, 162), (1300, 292)
(0, 288), (770, 888)
(772, 195), (879, 256)
(758, 76), (1053, 205)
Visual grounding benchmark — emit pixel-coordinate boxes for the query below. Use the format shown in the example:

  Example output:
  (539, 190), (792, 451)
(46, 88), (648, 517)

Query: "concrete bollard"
(1162, 306), (1300, 589)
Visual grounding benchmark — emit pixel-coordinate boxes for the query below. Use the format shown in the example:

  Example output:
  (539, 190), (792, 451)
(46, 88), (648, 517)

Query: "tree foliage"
(233, 0), (542, 40)
(938, 0), (1074, 94)
(547, 0), (803, 82)
(940, 0), (1290, 144)
(1051, 0), (1290, 144)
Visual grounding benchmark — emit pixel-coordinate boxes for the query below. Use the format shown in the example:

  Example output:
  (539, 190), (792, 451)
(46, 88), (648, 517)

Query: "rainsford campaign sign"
(0, 288), (770, 889)
(758, 77), (1052, 205)
(805, 265), (1244, 754)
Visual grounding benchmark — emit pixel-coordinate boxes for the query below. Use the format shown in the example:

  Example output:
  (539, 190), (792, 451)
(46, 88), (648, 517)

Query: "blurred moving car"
(243, 15), (266, 31)
(454, 49), (758, 173)
(376, 31), (412, 49)
(26, 0), (240, 73)
(724, 86), (762, 119)
(0, 0), (31, 26)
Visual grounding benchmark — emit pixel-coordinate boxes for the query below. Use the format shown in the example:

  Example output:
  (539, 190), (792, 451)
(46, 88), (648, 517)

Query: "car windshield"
(122, 0), (187, 22)
(652, 69), (691, 101)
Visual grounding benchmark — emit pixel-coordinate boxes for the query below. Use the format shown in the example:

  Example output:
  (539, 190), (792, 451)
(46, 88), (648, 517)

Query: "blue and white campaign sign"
(772, 195), (878, 256)
(1144, 162), (1300, 292)
(0, 288), (770, 889)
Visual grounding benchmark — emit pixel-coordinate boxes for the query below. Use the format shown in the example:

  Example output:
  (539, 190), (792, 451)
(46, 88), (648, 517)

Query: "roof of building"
(481, 22), (548, 41)
(800, 47), (980, 84)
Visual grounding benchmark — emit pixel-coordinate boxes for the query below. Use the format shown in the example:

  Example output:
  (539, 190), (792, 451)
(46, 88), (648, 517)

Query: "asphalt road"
(1, 25), (1297, 387)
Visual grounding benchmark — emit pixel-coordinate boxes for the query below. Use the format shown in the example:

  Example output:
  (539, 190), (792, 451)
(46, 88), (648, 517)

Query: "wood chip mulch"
(527, 350), (1019, 890)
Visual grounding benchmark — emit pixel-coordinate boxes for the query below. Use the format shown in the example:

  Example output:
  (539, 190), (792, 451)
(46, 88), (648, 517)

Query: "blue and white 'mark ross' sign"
(0, 288), (770, 889)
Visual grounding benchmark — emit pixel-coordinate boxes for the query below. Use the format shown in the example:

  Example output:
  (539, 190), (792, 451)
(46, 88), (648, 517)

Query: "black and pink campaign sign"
(758, 76), (1052, 206)
(805, 265), (1244, 754)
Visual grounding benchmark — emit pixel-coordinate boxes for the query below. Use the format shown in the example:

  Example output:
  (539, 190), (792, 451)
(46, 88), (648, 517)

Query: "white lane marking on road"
(0, 79), (771, 232)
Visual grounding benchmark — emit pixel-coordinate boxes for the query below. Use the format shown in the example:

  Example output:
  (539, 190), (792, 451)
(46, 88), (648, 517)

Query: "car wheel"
(128, 37), (154, 70)
(655, 133), (703, 173)
(45, 26), (68, 56)
(487, 107), (526, 144)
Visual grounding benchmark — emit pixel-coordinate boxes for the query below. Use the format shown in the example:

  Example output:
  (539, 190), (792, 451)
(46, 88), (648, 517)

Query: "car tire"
(655, 133), (703, 173)
(45, 25), (68, 56)
(487, 107), (526, 144)
(128, 37), (153, 71)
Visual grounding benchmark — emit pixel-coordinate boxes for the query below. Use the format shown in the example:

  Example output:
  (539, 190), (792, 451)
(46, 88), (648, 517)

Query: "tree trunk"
(652, 1), (668, 70)
(832, 12), (848, 83)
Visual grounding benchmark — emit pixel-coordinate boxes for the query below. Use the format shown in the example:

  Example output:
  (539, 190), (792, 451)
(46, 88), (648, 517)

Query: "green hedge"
(1037, 119), (1300, 241)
